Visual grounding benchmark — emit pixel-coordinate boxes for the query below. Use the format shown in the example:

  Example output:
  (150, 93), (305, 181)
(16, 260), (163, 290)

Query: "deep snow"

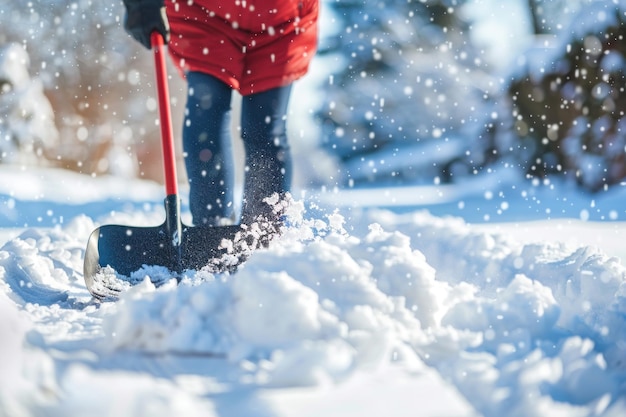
(0, 165), (625, 417)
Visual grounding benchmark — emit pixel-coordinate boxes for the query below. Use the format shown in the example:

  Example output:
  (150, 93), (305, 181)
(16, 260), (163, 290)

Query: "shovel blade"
(180, 224), (244, 270)
(84, 222), (243, 299)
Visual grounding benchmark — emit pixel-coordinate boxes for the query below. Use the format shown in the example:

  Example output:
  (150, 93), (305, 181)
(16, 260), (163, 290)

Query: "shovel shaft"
(151, 32), (178, 197)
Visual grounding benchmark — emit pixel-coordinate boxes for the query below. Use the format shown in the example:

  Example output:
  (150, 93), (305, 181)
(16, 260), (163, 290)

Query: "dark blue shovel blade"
(180, 224), (244, 271)
(83, 222), (244, 300)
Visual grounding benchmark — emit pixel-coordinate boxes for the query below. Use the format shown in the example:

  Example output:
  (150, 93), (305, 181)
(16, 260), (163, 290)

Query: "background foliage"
(0, 0), (624, 192)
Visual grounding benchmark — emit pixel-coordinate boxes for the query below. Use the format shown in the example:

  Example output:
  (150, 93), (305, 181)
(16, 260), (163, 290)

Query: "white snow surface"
(1, 166), (626, 417)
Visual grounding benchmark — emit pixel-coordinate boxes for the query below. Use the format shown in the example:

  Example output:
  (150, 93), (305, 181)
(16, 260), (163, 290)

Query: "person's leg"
(183, 71), (235, 226)
(240, 84), (293, 224)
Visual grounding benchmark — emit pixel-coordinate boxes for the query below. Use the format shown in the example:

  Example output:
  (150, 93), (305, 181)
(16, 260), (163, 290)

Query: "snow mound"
(1, 203), (625, 415)
(94, 207), (626, 415)
(104, 212), (431, 387)
(0, 216), (91, 304)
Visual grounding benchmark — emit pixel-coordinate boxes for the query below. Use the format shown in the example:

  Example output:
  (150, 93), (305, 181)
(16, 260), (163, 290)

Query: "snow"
(1, 165), (626, 417)
(1, 1), (626, 415)
(0, 44), (59, 165)
(462, 0), (534, 70)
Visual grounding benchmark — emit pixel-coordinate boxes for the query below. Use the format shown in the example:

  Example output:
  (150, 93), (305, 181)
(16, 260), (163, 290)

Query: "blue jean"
(183, 71), (293, 226)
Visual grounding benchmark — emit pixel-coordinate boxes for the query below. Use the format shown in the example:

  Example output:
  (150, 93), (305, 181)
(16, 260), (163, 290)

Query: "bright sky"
(463, 0), (533, 69)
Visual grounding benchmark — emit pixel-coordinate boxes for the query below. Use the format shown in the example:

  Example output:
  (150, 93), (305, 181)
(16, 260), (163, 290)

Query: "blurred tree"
(0, 0), (183, 181)
(0, 44), (58, 165)
(525, 0), (591, 35)
(526, 0), (544, 35)
(316, 0), (495, 186)
(503, 1), (626, 191)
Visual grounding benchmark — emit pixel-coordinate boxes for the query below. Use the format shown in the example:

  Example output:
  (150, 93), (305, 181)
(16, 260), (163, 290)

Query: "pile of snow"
(0, 169), (625, 416)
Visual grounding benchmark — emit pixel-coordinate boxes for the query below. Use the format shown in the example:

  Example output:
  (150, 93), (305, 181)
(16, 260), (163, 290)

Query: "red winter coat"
(166, 0), (319, 95)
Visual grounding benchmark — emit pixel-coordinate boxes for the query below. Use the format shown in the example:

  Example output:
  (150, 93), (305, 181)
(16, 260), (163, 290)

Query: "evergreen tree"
(504, 1), (626, 191)
(316, 0), (490, 185)
(0, 1), (166, 178)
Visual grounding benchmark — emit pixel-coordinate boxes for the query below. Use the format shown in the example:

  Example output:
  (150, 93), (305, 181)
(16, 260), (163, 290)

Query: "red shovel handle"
(151, 32), (178, 196)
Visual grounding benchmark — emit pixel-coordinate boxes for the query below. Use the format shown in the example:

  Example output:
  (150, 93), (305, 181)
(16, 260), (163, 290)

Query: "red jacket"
(166, 0), (319, 95)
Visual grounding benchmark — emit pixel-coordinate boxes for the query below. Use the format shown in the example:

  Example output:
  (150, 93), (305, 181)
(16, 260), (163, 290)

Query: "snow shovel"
(83, 32), (243, 300)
